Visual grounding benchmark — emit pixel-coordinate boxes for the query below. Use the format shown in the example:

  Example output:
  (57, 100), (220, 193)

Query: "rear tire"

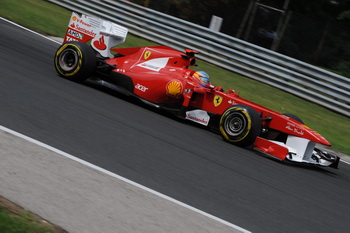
(219, 105), (262, 147)
(54, 41), (96, 82)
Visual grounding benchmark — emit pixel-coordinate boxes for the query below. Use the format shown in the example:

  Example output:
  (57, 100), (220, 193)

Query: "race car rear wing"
(63, 12), (128, 58)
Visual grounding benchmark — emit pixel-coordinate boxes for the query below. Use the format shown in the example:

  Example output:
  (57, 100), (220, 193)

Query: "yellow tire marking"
(219, 107), (252, 142)
(54, 43), (82, 77)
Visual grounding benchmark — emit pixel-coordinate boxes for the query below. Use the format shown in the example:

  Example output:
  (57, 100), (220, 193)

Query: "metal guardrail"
(48, 0), (350, 117)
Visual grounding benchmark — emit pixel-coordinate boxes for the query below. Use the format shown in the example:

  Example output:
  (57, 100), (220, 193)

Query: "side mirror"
(205, 84), (215, 89)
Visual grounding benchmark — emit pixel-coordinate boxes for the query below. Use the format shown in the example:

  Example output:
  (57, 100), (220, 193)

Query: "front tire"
(283, 113), (304, 124)
(219, 105), (262, 147)
(54, 41), (96, 82)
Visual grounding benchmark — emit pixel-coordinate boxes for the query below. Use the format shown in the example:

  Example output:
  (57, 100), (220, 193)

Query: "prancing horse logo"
(214, 95), (223, 107)
(144, 51), (151, 59)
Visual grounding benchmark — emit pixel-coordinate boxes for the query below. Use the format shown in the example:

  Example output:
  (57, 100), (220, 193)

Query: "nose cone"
(280, 115), (332, 146)
(302, 124), (331, 146)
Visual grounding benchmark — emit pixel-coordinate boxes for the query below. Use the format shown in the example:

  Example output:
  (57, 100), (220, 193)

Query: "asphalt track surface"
(1, 18), (350, 233)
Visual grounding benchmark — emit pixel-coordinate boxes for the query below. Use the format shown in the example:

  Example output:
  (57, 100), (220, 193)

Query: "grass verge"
(0, 0), (349, 155)
(0, 207), (52, 233)
(0, 196), (67, 233)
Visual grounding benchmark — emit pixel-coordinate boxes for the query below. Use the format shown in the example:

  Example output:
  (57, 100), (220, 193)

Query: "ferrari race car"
(54, 12), (340, 168)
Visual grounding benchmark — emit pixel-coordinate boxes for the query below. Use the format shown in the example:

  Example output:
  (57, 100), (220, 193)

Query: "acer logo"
(135, 83), (148, 92)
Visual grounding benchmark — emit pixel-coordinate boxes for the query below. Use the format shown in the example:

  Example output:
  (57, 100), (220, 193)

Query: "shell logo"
(72, 16), (77, 21)
(166, 80), (182, 97)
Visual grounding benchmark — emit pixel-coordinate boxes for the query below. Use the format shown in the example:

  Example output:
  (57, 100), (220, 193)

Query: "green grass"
(1, 0), (349, 154)
(0, 206), (53, 233)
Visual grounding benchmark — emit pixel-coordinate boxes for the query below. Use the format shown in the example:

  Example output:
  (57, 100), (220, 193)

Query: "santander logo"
(93, 36), (107, 50)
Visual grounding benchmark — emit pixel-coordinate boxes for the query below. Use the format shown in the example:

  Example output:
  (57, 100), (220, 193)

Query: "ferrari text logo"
(144, 51), (151, 59)
(214, 95), (223, 107)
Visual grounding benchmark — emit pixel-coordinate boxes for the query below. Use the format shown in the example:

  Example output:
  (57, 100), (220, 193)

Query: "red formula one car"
(54, 12), (339, 168)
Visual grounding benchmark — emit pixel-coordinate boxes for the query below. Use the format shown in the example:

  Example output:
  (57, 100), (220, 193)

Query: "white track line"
(341, 159), (350, 165)
(0, 124), (250, 233)
(0, 17), (60, 44)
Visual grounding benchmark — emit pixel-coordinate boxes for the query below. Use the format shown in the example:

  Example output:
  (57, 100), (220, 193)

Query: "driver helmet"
(193, 71), (210, 87)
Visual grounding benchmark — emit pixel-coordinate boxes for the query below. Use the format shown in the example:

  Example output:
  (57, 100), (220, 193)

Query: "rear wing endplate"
(63, 12), (128, 58)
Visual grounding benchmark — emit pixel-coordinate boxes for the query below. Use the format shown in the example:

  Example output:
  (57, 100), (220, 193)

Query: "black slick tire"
(219, 105), (262, 147)
(54, 41), (96, 82)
